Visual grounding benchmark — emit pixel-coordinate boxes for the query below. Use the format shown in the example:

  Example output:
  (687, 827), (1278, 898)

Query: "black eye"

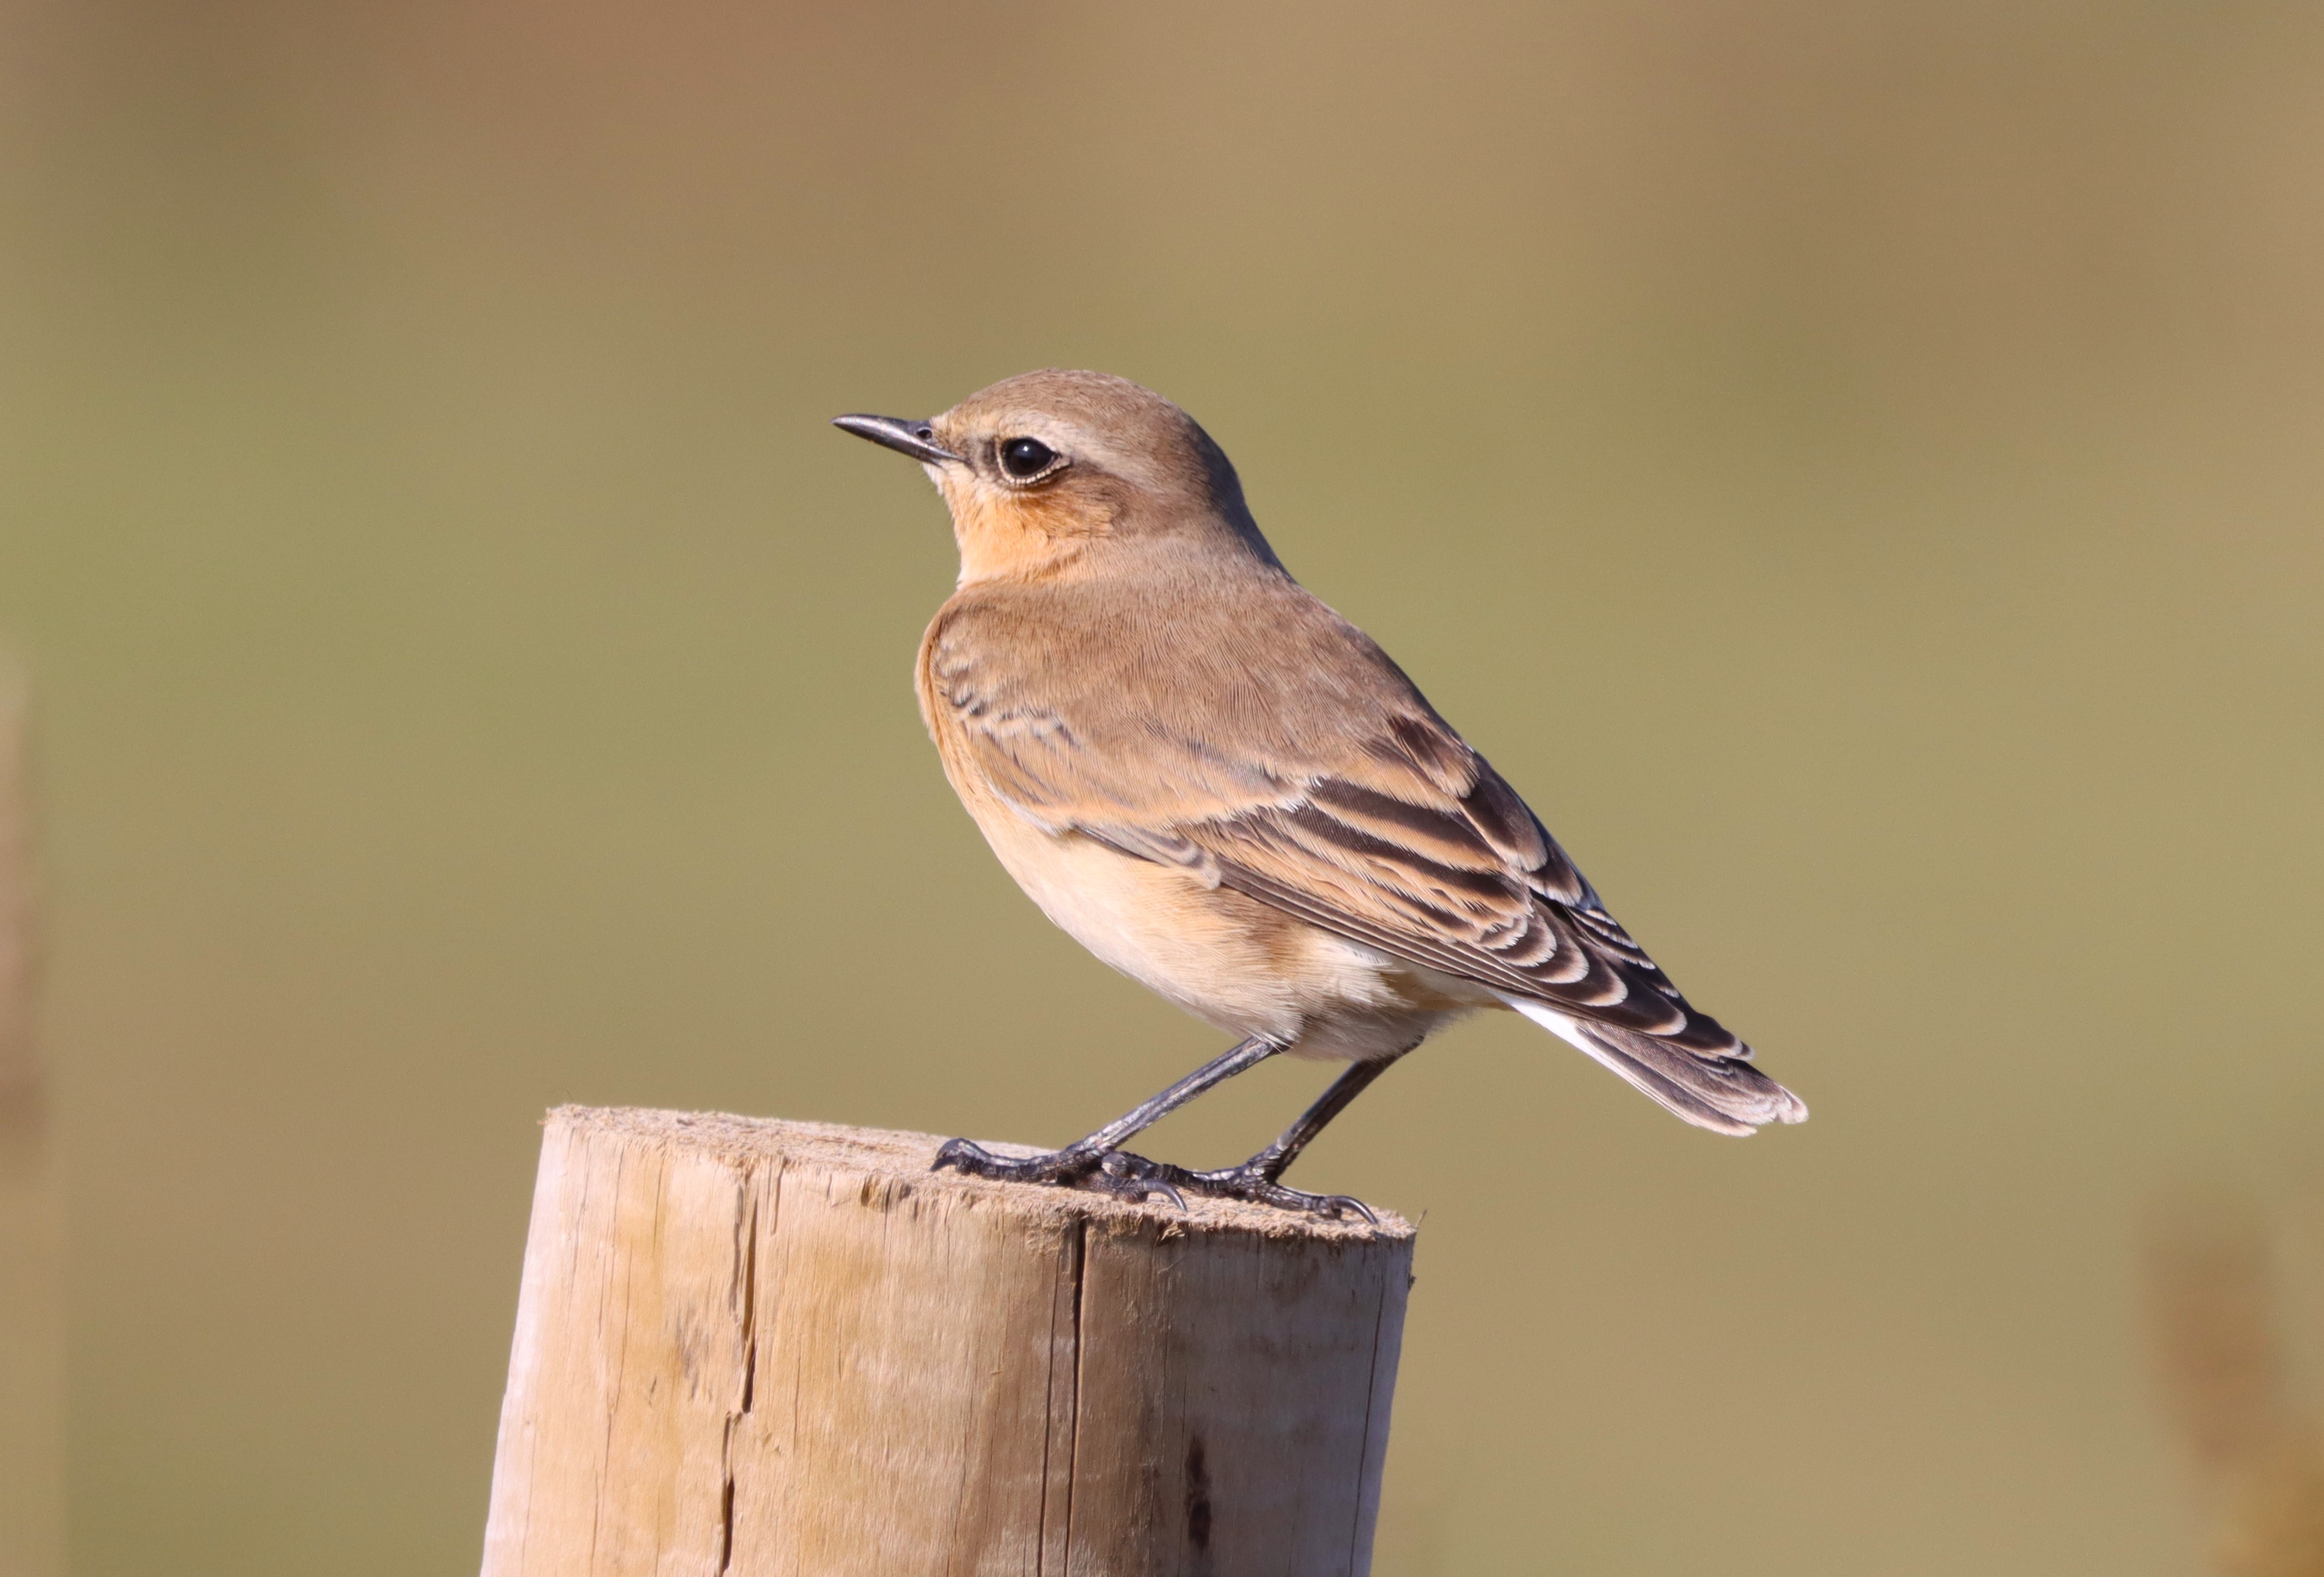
(998, 436), (1059, 480)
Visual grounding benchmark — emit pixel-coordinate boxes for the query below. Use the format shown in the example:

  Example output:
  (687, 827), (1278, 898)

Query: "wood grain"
(481, 1106), (1415, 1577)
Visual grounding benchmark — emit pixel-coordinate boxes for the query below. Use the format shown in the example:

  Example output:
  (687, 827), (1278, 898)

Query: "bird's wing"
(1098, 733), (1731, 1047)
(1141, 770), (1807, 1133)
(925, 577), (1805, 1131)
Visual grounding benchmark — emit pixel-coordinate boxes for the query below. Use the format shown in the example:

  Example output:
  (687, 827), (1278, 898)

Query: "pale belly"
(965, 798), (1495, 1061)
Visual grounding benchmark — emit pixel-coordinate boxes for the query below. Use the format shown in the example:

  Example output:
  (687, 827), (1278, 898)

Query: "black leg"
(1160, 1050), (1411, 1221)
(931, 1035), (1285, 1205)
(1244, 1055), (1400, 1181)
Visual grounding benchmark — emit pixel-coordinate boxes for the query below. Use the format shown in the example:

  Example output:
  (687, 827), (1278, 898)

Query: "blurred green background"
(4, 1), (2322, 1572)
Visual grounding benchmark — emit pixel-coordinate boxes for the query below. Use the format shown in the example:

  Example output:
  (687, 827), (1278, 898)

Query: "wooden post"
(481, 1106), (1414, 1577)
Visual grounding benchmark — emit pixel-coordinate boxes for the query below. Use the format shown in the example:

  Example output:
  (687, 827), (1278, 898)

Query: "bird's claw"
(931, 1136), (1092, 1185)
(931, 1139), (1372, 1221)
(1160, 1162), (1379, 1223)
(932, 1136), (1034, 1178)
(1090, 1150), (1187, 1209)
(929, 1137), (1185, 1207)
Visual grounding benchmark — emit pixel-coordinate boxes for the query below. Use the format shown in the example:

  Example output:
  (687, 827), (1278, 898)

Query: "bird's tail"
(1498, 994), (1809, 1136)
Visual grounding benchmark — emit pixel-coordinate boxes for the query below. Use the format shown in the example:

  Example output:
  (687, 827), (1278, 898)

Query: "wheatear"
(836, 370), (1804, 1217)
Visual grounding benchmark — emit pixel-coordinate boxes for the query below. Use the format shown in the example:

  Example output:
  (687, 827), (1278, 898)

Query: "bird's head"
(835, 369), (1278, 585)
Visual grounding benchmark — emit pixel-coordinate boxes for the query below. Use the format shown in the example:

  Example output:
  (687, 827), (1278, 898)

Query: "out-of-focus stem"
(2145, 1194), (2324, 1577)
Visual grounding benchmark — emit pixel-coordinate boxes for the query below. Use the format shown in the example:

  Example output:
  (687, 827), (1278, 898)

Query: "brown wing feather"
(927, 571), (1763, 1068)
(1180, 768), (1729, 1045)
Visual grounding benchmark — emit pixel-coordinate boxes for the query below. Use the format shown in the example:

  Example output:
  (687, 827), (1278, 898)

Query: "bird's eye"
(998, 436), (1060, 480)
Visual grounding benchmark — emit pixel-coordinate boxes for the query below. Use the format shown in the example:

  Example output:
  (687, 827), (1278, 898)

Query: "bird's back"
(919, 545), (1443, 824)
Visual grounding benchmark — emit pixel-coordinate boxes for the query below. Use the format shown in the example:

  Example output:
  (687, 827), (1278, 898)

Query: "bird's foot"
(1158, 1162), (1378, 1224)
(931, 1140), (1372, 1220)
(930, 1138), (1186, 1208)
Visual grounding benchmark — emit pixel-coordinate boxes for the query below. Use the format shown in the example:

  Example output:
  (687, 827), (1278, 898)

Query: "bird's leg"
(931, 1035), (1285, 1205)
(1159, 1051), (1409, 1222)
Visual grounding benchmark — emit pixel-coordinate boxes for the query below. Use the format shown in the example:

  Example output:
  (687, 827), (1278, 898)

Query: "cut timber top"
(556, 1103), (1413, 1243)
(488, 1105), (1416, 1573)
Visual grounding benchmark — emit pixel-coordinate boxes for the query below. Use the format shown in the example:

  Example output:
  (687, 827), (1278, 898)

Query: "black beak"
(831, 414), (962, 466)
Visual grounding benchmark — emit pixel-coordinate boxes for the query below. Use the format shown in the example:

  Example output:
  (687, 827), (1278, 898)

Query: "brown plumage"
(836, 370), (1802, 1212)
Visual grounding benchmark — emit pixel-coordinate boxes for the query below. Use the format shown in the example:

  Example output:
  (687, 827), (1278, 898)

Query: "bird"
(833, 370), (1804, 1218)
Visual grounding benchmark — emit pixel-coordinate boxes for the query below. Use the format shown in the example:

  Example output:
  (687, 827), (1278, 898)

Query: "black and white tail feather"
(1498, 995), (1806, 1136)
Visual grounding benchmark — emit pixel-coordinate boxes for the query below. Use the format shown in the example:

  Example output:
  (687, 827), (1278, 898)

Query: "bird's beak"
(831, 414), (962, 466)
